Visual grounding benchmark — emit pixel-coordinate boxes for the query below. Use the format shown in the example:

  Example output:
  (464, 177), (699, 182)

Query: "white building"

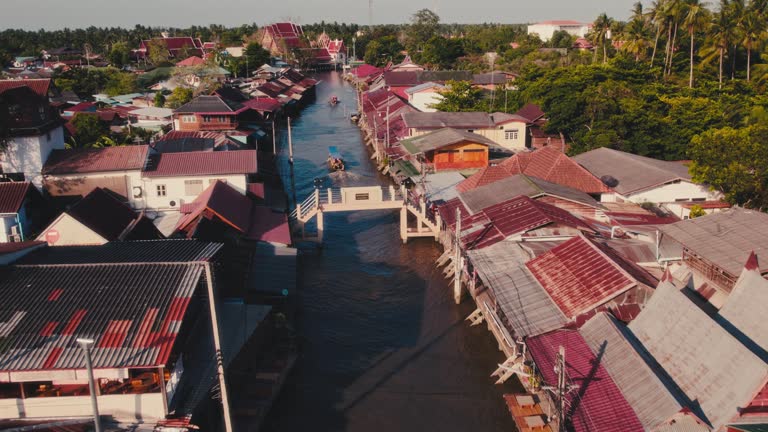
(527, 20), (591, 42)
(405, 82), (445, 112)
(42, 146), (258, 213)
(0, 85), (66, 188)
(573, 147), (722, 217)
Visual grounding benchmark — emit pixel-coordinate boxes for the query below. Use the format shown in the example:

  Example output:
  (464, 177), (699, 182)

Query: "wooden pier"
(290, 186), (440, 243)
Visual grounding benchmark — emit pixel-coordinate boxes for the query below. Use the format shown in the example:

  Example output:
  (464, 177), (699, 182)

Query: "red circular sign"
(45, 229), (60, 245)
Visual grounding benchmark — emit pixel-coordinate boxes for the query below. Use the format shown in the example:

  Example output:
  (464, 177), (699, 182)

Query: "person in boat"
(329, 95), (339, 105)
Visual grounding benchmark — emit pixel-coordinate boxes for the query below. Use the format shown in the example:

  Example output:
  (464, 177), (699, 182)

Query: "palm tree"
(647, 0), (669, 68)
(683, 0), (711, 87)
(592, 13), (614, 63)
(729, 0), (746, 79)
(623, 17), (652, 61)
(708, 0), (736, 88)
(740, 6), (765, 81)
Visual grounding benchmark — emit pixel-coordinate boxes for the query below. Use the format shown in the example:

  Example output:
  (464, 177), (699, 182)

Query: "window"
(38, 105), (47, 120)
(181, 115), (196, 123)
(202, 115), (211, 123)
(156, 184), (167, 197)
(184, 180), (204, 196)
(355, 193), (370, 200)
(505, 129), (519, 140)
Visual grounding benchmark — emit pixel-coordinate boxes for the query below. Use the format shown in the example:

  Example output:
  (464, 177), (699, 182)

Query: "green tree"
(550, 30), (575, 49)
(165, 87), (194, 109)
(69, 113), (109, 148)
(591, 13), (614, 63)
(104, 69), (138, 96)
(708, 1), (737, 88)
(406, 9), (440, 51)
(147, 38), (170, 65)
(689, 123), (768, 208)
(363, 36), (404, 66)
(688, 204), (706, 217)
(429, 80), (484, 112)
(740, 5), (765, 81)
(107, 41), (131, 68)
(154, 92), (166, 108)
(418, 36), (465, 69)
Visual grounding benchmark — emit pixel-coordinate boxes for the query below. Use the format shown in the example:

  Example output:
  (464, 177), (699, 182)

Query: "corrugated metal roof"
(573, 147), (692, 195)
(659, 208), (768, 277)
(629, 278), (768, 430)
(579, 312), (706, 431)
(467, 241), (567, 337)
(143, 149), (257, 177)
(64, 187), (157, 241)
(422, 172), (464, 203)
(0, 262), (204, 371)
(0, 182), (35, 214)
(43, 146), (149, 175)
(400, 128), (496, 155)
(718, 254), (768, 361)
(526, 329), (645, 432)
(17, 240), (222, 265)
(402, 111), (495, 129)
(526, 235), (640, 319)
(174, 95), (242, 113)
(458, 174), (602, 215)
(0, 79), (51, 97)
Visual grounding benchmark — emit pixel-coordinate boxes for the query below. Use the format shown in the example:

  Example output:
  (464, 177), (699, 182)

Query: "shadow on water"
(262, 71), (519, 432)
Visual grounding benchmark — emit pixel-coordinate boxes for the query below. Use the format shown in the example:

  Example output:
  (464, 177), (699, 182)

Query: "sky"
(2, 0), (640, 30)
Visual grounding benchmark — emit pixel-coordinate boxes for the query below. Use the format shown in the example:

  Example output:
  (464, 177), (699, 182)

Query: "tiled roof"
(17, 240), (222, 265)
(0, 182), (35, 213)
(143, 150), (257, 177)
(579, 312), (705, 431)
(526, 235), (641, 318)
(176, 56), (206, 67)
(526, 329), (645, 432)
(457, 147), (609, 194)
(0, 79), (52, 97)
(659, 208), (768, 277)
(400, 128), (496, 155)
(0, 261), (204, 371)
(573, 147), (692, 195)
(629, 277), (768, 430)
(467, 241), (567, 337)
(43, 145), (149, 175)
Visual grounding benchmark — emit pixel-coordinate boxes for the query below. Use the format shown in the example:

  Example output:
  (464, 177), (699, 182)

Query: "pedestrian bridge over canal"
(290, 186), (440, 243)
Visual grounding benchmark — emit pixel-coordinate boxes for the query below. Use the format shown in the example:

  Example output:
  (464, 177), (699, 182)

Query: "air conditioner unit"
(132, 186), (143, 198)
(169, 200), (177, 207)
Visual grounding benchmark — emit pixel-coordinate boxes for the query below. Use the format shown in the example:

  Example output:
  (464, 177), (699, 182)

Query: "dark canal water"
(263, 71), (519, 432)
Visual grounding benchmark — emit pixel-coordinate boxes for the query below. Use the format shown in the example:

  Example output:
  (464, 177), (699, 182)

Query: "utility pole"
(204, 264), (234, 432)
(272, 119), (277, 154)
(453, 207), (462, 304)
(542, 346), (579, 432)
(77, 339), (101, 432)
(287, 117), (294, 164)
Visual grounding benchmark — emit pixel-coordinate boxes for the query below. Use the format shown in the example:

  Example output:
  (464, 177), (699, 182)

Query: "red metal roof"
(176, 180), (290, 244)
(0, 182), (36, 213)
(0, 241), (46, 256)
(0, 79), (52, 97)
(457, 147), (609, 194)
(463, 195), (591, 249)
(526, 235), (638, 318)
(143, 150), (257, 177)
(43, 145), (149, 175)
(526, 330), (645, 432)
(352, 64), (383, 79)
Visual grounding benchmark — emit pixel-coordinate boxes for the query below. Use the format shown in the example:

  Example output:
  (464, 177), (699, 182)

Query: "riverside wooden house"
(399, 128), (493, 174)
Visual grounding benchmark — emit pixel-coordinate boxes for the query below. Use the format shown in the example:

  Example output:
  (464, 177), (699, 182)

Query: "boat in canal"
(329, 95), (339, 106)
(328, 146), (345, 171)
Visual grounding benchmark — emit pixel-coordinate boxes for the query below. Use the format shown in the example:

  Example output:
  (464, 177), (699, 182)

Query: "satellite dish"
(601, 175), (619, 188)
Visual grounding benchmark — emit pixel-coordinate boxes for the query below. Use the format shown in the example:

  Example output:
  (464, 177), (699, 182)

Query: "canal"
(263, 71), (519, 431)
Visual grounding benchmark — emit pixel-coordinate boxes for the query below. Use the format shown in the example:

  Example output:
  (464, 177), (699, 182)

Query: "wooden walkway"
(290, 186), (440, 243)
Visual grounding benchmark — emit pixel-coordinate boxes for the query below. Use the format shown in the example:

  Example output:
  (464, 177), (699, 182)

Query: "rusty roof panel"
(526, 235), (638, 318)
